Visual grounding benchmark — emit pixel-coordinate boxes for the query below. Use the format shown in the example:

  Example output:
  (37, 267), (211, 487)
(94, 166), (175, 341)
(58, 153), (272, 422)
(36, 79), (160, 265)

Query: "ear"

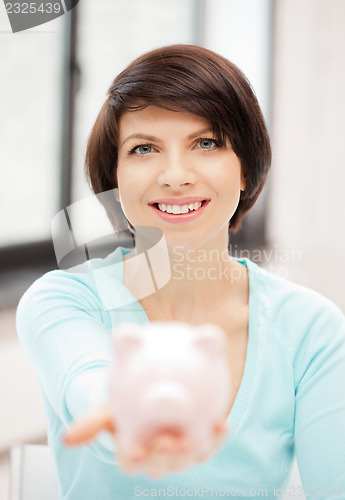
(194, 323), (226, 356)
(112, 323), (143, 358)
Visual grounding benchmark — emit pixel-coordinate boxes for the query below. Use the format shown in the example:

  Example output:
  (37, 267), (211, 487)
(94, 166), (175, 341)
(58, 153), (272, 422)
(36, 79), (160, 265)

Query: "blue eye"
(133, 144), (153, 155)
(198, 139), (217, 150)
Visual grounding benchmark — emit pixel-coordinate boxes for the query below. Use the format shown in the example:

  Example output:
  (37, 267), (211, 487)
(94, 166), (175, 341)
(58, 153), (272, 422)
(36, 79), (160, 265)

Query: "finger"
(139, 440), (183, 478)
(63, 404), (116, 446)
(118, 454), (142, 476)
(149, 432), (192, 454)
(150, 433), (176, 453)
(212, 421), (227, 447)
(124, 448), (166, 479)
(144, 456), (172, 479)
(169, 447), (205, 474)
(214, 420), (227, 436)
(194, 423), (228, 463)
(175, 436), (193, 453)
(164, 452), (195, 473)
(147, 456), (170, 478)
(128, 444), (147, 463)
(117, 442), (150, 477)
(145, 442), (196, 477)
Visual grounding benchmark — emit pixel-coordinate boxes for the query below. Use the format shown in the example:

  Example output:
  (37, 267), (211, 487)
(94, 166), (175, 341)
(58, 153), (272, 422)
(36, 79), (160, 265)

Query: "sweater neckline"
(114, 247), (260, 443)
(225, 257), (259, 442)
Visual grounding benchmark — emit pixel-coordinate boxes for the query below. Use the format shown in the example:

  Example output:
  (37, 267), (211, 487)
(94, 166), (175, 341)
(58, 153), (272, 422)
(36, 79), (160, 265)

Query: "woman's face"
(116, 106), (245, 250)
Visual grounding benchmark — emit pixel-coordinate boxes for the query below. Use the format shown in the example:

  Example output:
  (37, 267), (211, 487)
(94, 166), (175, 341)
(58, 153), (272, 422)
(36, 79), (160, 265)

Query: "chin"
(164, 234), (212, 253)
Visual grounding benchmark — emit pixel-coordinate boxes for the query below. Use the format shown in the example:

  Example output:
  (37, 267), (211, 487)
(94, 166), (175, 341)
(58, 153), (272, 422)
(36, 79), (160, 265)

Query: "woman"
(17, 45), (345, 499)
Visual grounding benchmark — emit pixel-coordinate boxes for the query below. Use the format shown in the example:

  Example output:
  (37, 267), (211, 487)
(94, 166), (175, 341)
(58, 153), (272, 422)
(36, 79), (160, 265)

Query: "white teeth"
(157, 201), (203, 214)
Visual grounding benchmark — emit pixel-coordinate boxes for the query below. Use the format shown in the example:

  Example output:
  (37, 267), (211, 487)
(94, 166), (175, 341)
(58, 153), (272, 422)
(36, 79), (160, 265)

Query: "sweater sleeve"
(293, 297), (345, 498)
(16, 270), (118, 464)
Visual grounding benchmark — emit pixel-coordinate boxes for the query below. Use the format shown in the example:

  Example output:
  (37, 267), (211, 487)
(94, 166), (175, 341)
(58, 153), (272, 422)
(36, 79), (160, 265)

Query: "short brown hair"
(85, 44), (271, 233)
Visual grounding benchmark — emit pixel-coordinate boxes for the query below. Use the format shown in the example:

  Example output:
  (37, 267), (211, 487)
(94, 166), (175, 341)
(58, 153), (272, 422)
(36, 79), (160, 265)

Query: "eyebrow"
(119, 128), (214, 148)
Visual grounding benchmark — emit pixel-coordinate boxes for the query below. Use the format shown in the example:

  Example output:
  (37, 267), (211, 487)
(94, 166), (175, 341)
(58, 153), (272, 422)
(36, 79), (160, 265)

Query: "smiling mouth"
(152, 200), (209, 215)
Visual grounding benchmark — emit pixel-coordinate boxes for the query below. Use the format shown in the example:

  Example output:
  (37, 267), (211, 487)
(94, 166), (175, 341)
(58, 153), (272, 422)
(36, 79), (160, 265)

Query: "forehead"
(118, 106), (212, 140)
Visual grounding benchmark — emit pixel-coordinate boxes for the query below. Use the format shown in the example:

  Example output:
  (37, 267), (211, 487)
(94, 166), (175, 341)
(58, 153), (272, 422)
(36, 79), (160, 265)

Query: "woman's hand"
(63, 402), (227, 478)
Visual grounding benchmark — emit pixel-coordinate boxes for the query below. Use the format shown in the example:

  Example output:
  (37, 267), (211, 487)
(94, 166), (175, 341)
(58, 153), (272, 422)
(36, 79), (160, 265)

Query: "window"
(0, 17), (64, 247)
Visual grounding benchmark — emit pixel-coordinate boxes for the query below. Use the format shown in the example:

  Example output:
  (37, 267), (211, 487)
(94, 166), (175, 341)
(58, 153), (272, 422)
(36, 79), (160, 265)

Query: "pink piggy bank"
(108, 321), (231, 458)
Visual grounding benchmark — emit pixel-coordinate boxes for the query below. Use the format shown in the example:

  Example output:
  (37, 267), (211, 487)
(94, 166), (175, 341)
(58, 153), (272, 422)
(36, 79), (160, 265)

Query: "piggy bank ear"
(112, 323), (144, 358)
(194, 323), (226, 356)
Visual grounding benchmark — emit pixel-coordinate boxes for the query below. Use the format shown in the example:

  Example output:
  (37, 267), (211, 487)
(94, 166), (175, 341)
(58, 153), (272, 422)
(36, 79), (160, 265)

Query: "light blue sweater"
(16, 247), (345, 499)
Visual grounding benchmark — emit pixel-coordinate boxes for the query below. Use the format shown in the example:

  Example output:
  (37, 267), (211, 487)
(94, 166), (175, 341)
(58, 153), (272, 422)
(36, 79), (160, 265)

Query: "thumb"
(63, 402), (116, 446)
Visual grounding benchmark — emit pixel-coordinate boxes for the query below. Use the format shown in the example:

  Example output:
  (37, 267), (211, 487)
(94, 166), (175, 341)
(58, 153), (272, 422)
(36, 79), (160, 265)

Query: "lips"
(149, 197), (209, 205)
(149, 198), (210, 216)
(148, 198), (210, 223)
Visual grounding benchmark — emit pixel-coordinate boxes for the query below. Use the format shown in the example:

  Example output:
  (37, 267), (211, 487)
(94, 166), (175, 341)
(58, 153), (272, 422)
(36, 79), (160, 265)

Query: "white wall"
(267, 0), (345, 311)
(203, 0), (272, 122)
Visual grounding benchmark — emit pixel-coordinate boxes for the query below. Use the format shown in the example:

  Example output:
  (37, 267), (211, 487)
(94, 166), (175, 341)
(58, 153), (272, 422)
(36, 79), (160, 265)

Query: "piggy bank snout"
(144, 381), (188, 410)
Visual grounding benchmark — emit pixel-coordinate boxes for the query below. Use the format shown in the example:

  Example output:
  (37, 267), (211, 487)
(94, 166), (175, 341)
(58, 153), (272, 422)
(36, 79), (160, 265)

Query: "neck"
(122, 230), (248, 321)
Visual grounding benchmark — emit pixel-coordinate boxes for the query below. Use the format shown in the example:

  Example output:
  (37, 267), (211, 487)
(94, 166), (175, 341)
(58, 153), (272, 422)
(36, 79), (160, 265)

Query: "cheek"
(116, 164), (136, 196)
(214, 158), (242, 192)
(217, 160), (242, 216)
(116, 165), (150, 223)
(116, 168), (133, 215)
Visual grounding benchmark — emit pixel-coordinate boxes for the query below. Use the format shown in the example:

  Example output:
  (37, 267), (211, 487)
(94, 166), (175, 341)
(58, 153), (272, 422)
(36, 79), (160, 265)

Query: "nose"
(156, 151), (197, 190)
